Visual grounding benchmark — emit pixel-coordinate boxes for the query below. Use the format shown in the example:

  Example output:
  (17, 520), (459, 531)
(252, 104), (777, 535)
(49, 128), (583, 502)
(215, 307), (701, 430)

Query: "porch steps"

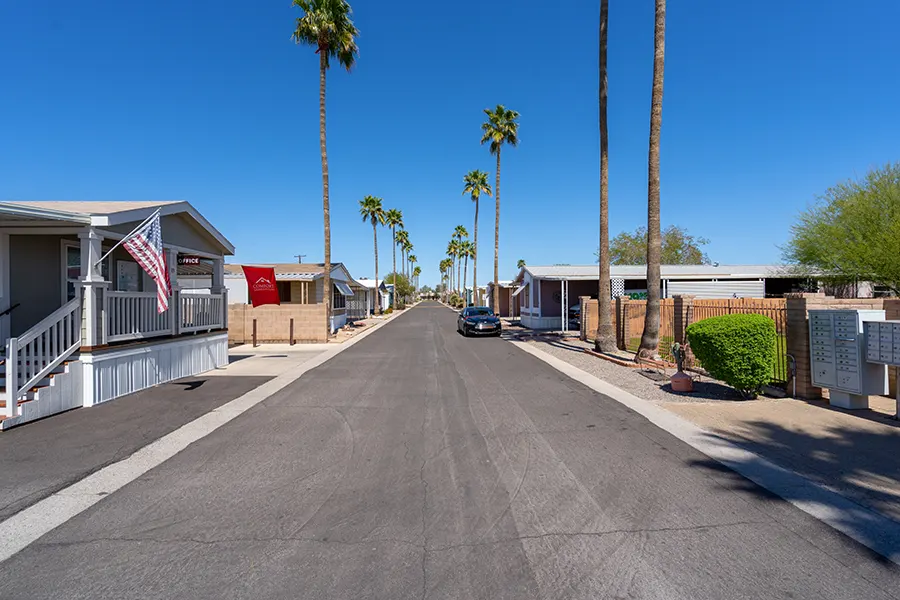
(0, 353), (79, 429)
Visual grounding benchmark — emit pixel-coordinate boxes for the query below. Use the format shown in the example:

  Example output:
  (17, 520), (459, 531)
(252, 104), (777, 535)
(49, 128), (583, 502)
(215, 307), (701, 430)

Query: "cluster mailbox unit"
(808, 309), (888, 409)
(863, 320), (900, 418)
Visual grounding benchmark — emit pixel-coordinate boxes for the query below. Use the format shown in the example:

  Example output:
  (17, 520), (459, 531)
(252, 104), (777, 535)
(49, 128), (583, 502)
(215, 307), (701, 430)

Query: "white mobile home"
(514, 264), (816, 330)
(0, 201), (233, 429)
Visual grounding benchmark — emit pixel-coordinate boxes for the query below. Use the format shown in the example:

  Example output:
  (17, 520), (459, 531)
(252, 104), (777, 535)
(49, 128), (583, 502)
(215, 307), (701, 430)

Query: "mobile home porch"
(1, 201), (234, 429)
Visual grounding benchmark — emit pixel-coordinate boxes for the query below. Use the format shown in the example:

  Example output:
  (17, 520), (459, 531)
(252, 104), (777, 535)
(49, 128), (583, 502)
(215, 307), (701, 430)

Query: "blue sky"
(2, 0), (899, 287)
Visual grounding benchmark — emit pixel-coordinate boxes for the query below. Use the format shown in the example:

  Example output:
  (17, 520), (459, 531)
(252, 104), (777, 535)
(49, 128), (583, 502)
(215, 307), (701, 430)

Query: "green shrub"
(686, 313), (776, 398)
(383, 307), (393, 315)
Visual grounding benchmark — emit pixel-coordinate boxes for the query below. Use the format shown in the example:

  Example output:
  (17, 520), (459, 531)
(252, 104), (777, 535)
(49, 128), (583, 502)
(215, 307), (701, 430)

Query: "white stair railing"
(4, 297), (81, 416)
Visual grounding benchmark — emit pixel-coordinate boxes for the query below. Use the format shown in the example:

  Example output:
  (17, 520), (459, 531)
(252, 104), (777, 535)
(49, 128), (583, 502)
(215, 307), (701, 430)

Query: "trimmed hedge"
(686, 313), (776, 398)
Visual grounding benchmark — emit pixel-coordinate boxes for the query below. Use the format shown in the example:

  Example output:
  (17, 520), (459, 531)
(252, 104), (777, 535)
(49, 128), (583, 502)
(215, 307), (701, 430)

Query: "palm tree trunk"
(473, 198), (479, 305)
(595, 0), (616, 353)
(391, 226), (397, 309)
(456, 243), (461, 297)
(638, 0), (666, 360)
(319, 51), (332, 337)
(373, 222), (381, 315)
(463, 256), (469, 306)
(493, 150), (501, 313)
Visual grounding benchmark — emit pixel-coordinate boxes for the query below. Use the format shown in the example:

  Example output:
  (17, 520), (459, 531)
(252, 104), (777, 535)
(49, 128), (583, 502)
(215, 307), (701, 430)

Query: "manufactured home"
(0, 201), (233, 429)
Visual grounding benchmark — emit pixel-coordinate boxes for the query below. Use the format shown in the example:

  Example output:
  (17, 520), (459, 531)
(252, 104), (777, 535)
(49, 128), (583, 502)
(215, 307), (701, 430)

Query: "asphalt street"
(1, 302), (899, 599)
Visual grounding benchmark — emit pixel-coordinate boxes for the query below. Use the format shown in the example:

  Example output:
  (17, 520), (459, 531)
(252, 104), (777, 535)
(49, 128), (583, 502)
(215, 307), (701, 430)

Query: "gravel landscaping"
(518, 335), (746, 404)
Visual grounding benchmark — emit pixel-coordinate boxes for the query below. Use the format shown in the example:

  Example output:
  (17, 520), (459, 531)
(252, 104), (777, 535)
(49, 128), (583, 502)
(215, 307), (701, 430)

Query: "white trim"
(0, 226), (87, 234)
(61, 240), (80, 305)
(0, 202), (92, 224)
(0, 232), (9, 343)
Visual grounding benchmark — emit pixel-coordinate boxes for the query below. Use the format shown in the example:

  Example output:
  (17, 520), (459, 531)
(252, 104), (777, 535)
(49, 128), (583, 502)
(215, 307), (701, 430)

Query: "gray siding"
(667, 280), (765, 299)
(9, 235), (73, 336)
(106, 214), (221, 256)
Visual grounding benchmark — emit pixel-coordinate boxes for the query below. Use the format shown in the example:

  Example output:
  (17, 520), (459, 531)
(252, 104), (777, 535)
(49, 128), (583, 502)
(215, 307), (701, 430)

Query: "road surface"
(1, 302), (899, 599)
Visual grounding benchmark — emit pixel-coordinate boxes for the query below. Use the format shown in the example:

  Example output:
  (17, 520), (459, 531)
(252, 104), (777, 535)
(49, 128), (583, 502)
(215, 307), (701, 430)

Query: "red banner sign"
(241, 266), (280, 307)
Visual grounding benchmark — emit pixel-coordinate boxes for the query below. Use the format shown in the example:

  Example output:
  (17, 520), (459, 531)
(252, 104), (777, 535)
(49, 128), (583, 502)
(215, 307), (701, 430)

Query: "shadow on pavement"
(689, 419), (900, 562)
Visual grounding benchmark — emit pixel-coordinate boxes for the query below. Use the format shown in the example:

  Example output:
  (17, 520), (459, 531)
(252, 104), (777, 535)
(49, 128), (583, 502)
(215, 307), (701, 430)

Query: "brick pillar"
(579, 296), (590, 341)
(615, 296), (629, 350)
(673, 294), (694, 345)
(786, 293), (825, 399)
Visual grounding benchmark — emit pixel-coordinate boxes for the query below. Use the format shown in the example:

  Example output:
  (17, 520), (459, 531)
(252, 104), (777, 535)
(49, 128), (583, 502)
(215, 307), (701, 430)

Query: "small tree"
(784, 163), (900, 294)
(599, 225), (710, 266)
(383, 272), (414, 307)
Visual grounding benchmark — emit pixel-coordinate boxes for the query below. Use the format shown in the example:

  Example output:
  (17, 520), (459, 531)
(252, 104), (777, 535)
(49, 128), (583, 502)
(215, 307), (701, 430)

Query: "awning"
(511, 284), (528, 297)
(335, 281), (355, 296)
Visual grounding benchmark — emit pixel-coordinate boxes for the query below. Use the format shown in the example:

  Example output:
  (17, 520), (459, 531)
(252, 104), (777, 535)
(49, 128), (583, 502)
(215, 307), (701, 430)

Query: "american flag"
(123, 211), (171, 313)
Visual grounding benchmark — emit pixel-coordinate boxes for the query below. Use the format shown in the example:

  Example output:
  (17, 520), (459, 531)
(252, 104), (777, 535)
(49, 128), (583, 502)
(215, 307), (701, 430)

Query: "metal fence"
(625, 300), (677, 363)
(621, 298), (788, 386)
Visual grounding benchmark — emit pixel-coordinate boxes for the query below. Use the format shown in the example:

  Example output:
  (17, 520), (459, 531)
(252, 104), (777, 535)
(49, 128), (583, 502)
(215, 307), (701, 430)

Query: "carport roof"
(519, 264), (793, 281)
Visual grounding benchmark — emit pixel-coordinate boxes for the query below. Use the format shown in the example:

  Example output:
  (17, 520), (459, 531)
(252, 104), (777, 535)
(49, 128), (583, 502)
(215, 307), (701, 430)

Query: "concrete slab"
(0, 375), (271, 521)
(211, 346), (326, 377)
(665, 396), (900, 522)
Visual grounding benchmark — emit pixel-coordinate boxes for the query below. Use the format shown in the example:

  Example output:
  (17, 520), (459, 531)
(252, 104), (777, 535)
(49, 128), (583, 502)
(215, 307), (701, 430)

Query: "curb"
(508, 338), (900, 566)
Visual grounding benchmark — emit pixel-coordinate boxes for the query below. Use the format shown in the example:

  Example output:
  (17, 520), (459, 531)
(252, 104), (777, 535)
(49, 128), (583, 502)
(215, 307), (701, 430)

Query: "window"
(277, 281), (292, 303)
(62, 242), (109, 302)
(333, 284), (347, 309)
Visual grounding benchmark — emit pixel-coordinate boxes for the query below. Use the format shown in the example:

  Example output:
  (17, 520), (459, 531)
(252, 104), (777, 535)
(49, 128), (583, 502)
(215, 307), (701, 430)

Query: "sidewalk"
(521, 336), (900, 525)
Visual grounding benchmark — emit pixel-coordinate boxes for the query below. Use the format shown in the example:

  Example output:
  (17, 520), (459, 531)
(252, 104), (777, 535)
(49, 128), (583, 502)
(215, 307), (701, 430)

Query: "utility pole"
(294, 255), (307, 264)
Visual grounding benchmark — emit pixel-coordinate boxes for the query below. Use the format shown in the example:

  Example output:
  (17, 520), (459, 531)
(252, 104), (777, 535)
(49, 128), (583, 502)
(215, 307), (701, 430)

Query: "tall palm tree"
(413, 266), (421, 295)
(439, 258), (452, 302)
(358, 195), (385, 314)
(638, 0), (667, 360)
(453, 225), (468, 295)
(446, 240), (459, 296)
(516, 258), (526, 270)
(293, 0), (359, 338)
(462, 170), (492, 305)
(481, 105), (520, 312)
(595, 0), (616, 353)
(407, 253), (417, 303)
(402, 241), (413, 302)
(384, 209), (403, 307)
(460, 241), (475, 305)
(394, 230), (409, 302)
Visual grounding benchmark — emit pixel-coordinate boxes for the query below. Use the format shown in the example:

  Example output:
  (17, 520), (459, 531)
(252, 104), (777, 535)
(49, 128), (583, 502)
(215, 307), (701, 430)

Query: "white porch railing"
(105, 291), (172, 343)
(4, 297), (81, 415)
(179, 293), (225, 334)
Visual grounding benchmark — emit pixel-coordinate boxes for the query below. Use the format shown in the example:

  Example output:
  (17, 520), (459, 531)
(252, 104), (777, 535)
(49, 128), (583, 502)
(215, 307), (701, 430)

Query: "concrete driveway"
(1, 302), (899, 599)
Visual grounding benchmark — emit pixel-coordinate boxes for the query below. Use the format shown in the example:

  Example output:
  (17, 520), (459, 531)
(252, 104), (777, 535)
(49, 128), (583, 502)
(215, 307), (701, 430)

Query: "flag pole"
(93, 208), (162, 269)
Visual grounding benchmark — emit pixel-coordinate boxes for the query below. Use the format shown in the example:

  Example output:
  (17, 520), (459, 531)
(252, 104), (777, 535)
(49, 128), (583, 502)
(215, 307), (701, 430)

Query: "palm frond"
(292, 0), (359, 71)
